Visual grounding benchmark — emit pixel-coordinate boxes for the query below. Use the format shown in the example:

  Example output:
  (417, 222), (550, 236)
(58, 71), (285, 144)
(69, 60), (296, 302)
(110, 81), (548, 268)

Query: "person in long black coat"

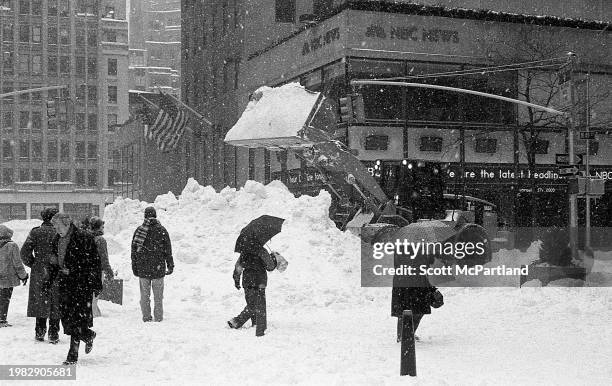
(20, 207), (62, 343)
(228, 236), (277, 337)
(50, 213), (102, 365)
(391, 248), (436, 341)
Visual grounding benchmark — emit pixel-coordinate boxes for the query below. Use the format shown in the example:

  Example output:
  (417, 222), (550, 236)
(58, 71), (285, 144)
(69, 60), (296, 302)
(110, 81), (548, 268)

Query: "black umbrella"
(235, 215), (285, 253)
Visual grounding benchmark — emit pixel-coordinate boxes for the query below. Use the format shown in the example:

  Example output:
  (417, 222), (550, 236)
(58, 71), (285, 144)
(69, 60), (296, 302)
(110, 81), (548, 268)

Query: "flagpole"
(155, 87), (213, 127)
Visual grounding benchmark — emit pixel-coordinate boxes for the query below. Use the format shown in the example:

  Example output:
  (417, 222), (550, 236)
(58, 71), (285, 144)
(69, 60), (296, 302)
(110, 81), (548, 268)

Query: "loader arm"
(296, 140), (395, 219)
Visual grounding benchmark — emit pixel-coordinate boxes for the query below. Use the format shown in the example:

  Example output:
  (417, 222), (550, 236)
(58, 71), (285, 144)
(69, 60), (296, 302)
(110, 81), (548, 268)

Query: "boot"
(85, 331), (96, 354)
(63, 336), (80, 365)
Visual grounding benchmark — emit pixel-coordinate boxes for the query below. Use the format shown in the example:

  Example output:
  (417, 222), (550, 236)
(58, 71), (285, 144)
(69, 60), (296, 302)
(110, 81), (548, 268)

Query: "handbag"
(429, 288), (444, 309)
(272, 252), (288, 272)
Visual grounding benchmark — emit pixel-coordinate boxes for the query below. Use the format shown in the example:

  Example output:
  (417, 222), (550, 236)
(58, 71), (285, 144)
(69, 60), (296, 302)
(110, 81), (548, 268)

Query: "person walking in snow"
(131, 207), (174, 322)
(50, 213), (102, 365)
(89, 217), (114, 317)
(20, 207), (62, 342)
(0, 225), (29, 328)
(227, 237), (277, 337)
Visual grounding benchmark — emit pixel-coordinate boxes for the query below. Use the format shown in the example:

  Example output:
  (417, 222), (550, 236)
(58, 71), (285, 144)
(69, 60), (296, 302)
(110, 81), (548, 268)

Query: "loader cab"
(371, 160), (446, 221)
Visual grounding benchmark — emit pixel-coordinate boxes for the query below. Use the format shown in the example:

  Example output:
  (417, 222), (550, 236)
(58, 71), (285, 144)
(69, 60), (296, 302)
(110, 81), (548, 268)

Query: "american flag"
(141, 93), (189, 152)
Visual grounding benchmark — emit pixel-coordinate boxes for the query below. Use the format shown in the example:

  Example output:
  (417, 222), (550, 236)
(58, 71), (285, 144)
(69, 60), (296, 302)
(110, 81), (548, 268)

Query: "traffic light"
(339, 95), (354, 123)
(339, 94), (366, 124)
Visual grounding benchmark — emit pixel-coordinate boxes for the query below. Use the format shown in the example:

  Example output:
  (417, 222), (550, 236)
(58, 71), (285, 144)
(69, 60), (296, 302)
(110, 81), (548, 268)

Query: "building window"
(107, 58), (117, 76)
(2, 52), (13, 74)
(88, 85), (97, 102)
(105, 30), (116, 42)
(87, 142), (97, 160)
(32, 140), (42, 161)
(76, 113), (86, 131)
(47, 140), (58, 162)
(19, 0), (29, 14)
(19, 111), (29, 129)
(107, 113), (117, 132)
(31, 112), (41, 131)
(47, 169), (58, 181)
(76, 84), (86, 102)
(87, 169), (97, 186)
(32, 54), (41, 73)
(3, 169), (13, 185)
(19, 139), (30, 160)
(60, 169), (70, 181)
(31, 0), (41, 14)
(87, 113), (97, 132)
(108, 85), (117, 103)
(533, 139), (549, 155)
(275, 0), (295, 23)
(87, 29), (97, 46)
(3, 112), (13, 133)
(87, 57), (97, 76)
(3, 24), (13, 45)
(475, 138), (497, 154)
(60, 141), (69, 161)
(76, 56), (86, 76)
(48, 0), (57, 15)
(364, 135), (389, 151)
(2, 140), (13, 160)
(19, 169), (29, 182)
(19, 24), (29, 42)
(59, 0), (68, 17)
(18, 54), (28, 73)
(60, 56), (70, 74)
(32, 25), (41, 42)
(32, 169), (41, 181)
(419, 136), (443, 152)
(75, 141), (85, 161)
(47, 55), (57, 74)
(104, 5), (115, 18)
(59, 27), (69, 45)
(48, 26), (57, 44)
(75, 169), (85, 185)
(313, 0), (333, 17)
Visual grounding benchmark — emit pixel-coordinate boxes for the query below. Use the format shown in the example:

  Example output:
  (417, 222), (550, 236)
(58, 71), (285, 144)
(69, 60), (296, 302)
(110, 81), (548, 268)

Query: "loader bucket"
(224, 82), (337, 150)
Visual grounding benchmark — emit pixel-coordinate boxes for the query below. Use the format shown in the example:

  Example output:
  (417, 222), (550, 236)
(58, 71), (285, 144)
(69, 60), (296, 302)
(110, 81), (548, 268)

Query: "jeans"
(0, 288), (13, 322)
(139, 278), (164, 321)
(234, 287), (266, 336)
(36, 317), (60, 337)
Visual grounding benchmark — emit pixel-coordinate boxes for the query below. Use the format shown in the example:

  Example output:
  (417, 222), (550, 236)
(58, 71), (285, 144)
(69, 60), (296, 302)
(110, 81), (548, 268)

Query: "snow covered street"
(1, 179), (611, 385)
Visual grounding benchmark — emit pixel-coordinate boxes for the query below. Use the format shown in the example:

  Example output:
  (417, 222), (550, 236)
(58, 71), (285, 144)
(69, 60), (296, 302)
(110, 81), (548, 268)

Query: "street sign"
(559, 166), (579, 177)
(555, 153), (583, 165)
(579, 131), (595, 140)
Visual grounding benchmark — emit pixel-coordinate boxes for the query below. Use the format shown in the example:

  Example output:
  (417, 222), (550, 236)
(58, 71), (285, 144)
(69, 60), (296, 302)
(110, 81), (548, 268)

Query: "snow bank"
(102, 178), (367, 309)
(224, 83), (320, 143)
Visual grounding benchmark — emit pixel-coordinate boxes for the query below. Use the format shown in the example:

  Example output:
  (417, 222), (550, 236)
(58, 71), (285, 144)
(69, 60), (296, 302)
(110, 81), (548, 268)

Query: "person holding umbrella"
(228, 215), (284, 337)
(390, 220), (452, 342)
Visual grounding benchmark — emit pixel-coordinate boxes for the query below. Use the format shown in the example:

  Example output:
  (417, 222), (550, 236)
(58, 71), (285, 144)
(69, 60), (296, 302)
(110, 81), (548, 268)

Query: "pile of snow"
(224, 83), (320, 143)
(103, 178), (368, 309)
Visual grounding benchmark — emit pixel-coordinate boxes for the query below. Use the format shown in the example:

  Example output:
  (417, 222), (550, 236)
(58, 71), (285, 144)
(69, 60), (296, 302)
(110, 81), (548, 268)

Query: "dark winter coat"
(92, 230), (113, 279)
(0, 230), (28, 288)
(131, 219), (174, 279)
(51, 225), (102, 336)
(391, 251), (435, 317)
(238, 246), (276, 288)
(20, 222), (61, 319)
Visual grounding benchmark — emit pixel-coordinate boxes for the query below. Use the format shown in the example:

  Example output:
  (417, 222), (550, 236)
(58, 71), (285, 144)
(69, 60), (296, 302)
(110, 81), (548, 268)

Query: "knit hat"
(144, 207), (157, 219)
(89, 216), (104, 230)
(0, 224), (13, 239)
(41, 207), (59, 222)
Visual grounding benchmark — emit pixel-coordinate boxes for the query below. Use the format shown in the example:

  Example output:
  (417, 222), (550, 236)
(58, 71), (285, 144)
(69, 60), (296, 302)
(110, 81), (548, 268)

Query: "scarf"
(132, 218), (157, 252)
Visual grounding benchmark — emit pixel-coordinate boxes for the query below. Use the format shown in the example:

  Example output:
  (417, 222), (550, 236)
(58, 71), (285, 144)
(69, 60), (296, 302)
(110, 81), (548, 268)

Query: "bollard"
(400, 310), (417, 376)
